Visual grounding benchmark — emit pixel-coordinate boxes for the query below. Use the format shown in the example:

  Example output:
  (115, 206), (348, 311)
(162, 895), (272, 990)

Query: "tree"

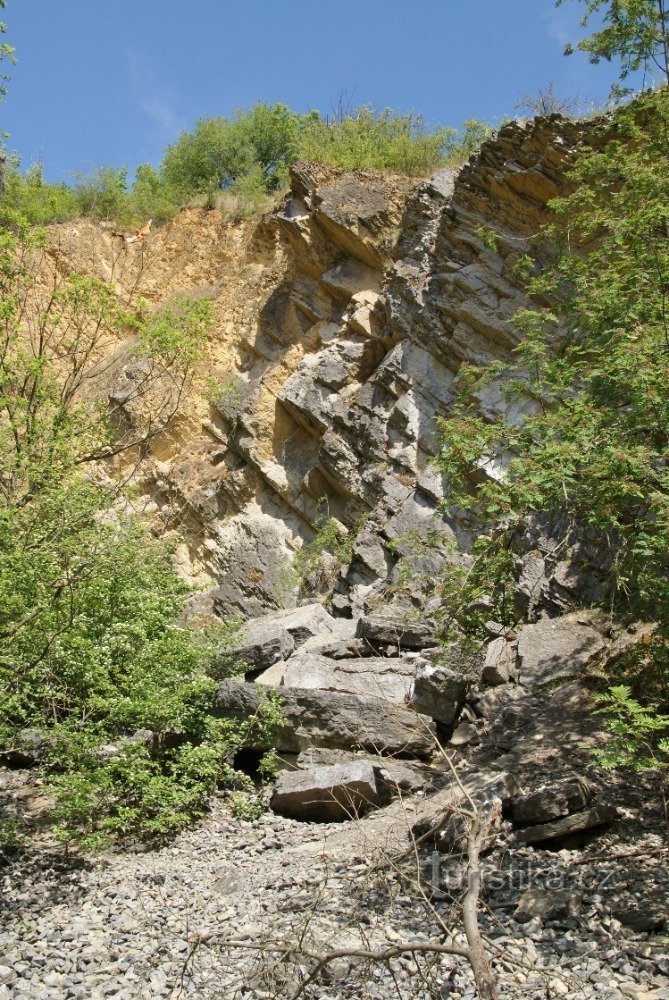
(436, 85), (668, 696)
(514, 81), (587, 117)
(162, 103), (306, 201)
(0, 0), (15, 105)
(558, 0), (669, 92)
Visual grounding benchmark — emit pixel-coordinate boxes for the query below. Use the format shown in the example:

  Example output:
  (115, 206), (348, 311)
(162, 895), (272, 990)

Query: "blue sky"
(2, 1), (628, 182)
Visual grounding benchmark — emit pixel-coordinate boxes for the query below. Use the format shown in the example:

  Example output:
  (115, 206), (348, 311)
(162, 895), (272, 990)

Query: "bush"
(2, 159), (79, 225)
(298, 106), (453, 175)
(0, 219), (272, 846)
(162, 102), (307, 202)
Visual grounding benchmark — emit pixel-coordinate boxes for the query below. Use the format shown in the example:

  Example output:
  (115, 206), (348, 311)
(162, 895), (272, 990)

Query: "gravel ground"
(1, 786), (668, 1000)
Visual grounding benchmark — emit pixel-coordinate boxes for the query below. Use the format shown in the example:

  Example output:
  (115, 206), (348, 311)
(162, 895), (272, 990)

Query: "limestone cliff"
(44, 114), (587, 621)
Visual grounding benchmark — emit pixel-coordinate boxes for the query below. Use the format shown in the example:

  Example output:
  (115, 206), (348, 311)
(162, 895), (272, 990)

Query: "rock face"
(59, 115), (593, 625)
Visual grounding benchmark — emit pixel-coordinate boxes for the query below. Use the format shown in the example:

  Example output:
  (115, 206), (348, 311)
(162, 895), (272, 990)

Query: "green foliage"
(163, 103), (306, 202)
(2, 102), (494, 229)
(436, 91), (669, 663)
(2, 160), (80, 225)
(0, 0), (16, 106)
(558, 0), (669, 94)
(0, 817), (24, 856)
(591, 685), (669, 771)
(299, 107), (454, 175)
(0, 220), (274, 845)
(291, 510), (361, 597)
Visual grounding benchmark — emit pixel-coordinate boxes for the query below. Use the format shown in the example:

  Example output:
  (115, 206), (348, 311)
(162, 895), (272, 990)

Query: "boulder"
(233, 604), (341, 674)
(296, 747), (436, 793)
(270, 760), (389, 821)
(511, 775), (598, 825)
(516, 614), (605, 687)
(482, 637), (516, 686)
(356, 609), (437, 651)
(0, 729), (50, 768)
(514, 803), (617, 844)
(282, 652), (416, 703)
(213, 680), (436, 758)
(408, 664), (468, 725)
(412, 771), (516, 853)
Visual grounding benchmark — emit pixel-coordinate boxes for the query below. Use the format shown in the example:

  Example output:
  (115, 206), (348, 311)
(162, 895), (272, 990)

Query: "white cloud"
(125, 51), (185, 142)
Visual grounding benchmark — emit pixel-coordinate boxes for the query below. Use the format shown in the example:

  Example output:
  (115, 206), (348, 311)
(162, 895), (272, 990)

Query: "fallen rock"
(412, 771), (516, 853)
(270, 760), (390, 821)
(408, 664), (468, 725)
(233, 604), (342, 674)
(516, 614), (605, 687)
(611, 896), (668, 932)
(482, 637), (516, 686)
(214, 680), (436, 757)
(282, 651), (416, 702)
(511, 775), (598, 825)
(296, 747), (437, 793)
(0, 729), (50, 768)
(356, 609), (437, 651)
(514, 803), (617, 844)
(514, 888), (581, 924)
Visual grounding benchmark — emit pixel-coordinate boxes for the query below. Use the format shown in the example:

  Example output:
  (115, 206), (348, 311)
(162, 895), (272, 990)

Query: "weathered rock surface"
(214, 680), (435, 757)
(516, 614), (606, 687)
(511, 775), (599, 825)
(233, 603), (342, 674)
(408, 663), (469, 724)
(514, 803), (618, 845)
(270, 760), (390, 821)
(514, 888), (582, 924)
(282, 650), (416, 702)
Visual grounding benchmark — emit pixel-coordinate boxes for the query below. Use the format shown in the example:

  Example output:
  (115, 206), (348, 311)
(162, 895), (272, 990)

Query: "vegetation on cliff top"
(2, 104), (492, 228)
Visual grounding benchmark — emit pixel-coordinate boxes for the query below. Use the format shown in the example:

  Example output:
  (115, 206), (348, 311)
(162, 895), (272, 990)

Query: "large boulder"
(270, 760), (390, 821)
(356, 609), (437, 651)
(232, 604), (345, 674)
(295, 747), (436, 794)
(213, 680), (436, 758)
(516, 614), (605, 687)
(408, 663), (468, 725)
(511, 775), (598, 826)
(514, 803), (617, 845)
(282, 652), (416, 703)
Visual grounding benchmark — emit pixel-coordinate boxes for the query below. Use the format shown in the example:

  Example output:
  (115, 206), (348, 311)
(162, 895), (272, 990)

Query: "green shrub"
(0, 219), (273, 846)
(162, 102), (307, 201)
(298, 106), (453, 175)
(2, 159), (79, 225)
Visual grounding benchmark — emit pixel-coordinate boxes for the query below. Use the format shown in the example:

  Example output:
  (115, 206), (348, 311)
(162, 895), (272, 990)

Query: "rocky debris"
(356, 609), (437, 651)
(516, 613), (606, 687)
(270, 760), (391, 821)
(514, 888), (582, 924)
(514, 803), (618, 845)
(482, 636), (517, 686)
(408, 663), (469, 725)
(214, 679), (436, 757)
(412, 771), (516, 853)
(511, 775), (600, 826)
(281, 650), (416, 702)
(2, 788), (668, 1000)
(232, 603), (344, 674)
